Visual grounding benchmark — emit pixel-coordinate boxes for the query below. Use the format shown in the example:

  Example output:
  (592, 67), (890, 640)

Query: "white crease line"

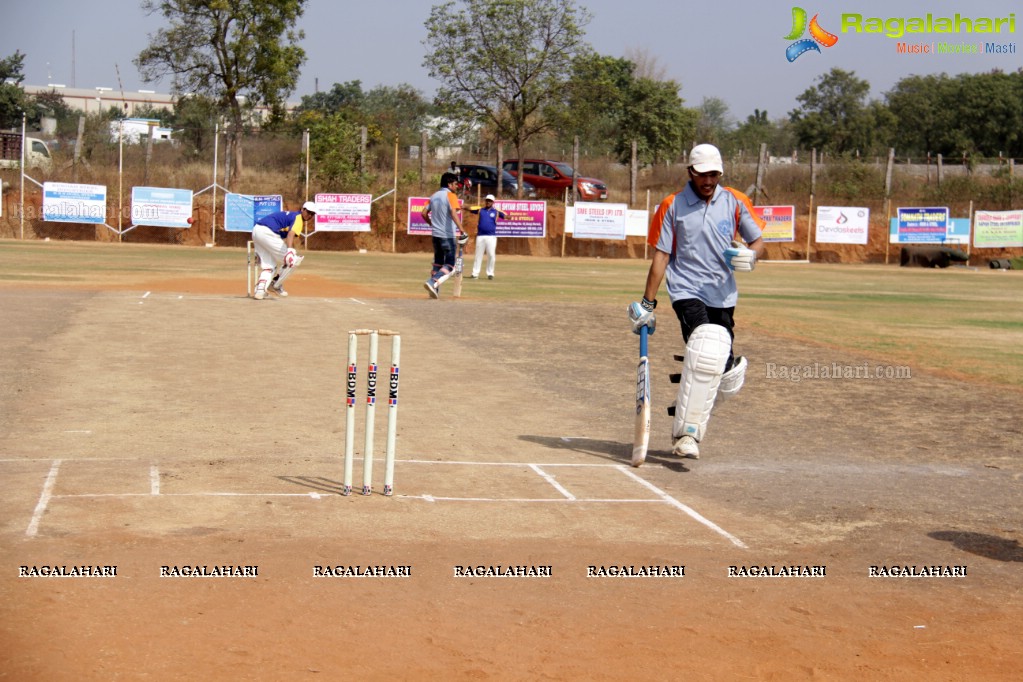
(150, 465), (160, 496)
(26, 460), (62, 538)
(529, 464), (576, 500)
(400, 459), (618, 467)
(52, 492), (325, 498)
(400, 496), (664, 503)
(617, 465), (748, 549)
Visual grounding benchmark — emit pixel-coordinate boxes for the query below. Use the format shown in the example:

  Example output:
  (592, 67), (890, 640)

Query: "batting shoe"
(269, 282), (288, 297)
(424, 280), (439, 299)
(672, 435), (700, 459)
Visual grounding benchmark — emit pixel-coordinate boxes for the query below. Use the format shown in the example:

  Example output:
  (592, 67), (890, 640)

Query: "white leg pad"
(254, 268), (273, 299)
(715, 355), (747, 406)
(673, 324), (731, 442)
(273, 254), (304, 286)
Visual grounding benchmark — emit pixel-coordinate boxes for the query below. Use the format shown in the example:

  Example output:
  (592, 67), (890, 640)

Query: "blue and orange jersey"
(648, 185), (764, 250)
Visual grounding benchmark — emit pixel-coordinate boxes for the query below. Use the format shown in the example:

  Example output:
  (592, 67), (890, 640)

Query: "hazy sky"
(3, 0), (1020, 125)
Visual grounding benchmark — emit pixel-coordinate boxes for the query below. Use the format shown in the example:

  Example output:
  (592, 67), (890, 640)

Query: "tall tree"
(423, 0), (591, 196)
(789, 67), (876, 155)
(0, 51), (30, 129)
(887, 71), (1023, 159)
(135, 0), (308, 182)
(615, 77), (696, 165)
(363, 84), (433, 149)
(552, 53), (633, 151)
(694, 97), (732, 146)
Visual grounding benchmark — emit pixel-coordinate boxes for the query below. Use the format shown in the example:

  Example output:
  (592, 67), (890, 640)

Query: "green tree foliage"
(789, 68), (879, 155)
(551, 52), (696, 163)
(363, 84), (432, 149)
(0, 51), (30, 129)
(170, 94), (222, 153)
(291, 80), (430, 170)
(615, 77), (696, 164)
(135, 0), (308, 182)
(886, 71), (1023, 158)
(694, 97), (732, 146)
(552, 53), (633, 147)
(296, 80), (365, 117)
(423, 0), (591, 195)
(304, 111), (365, 190)
(27, 89), (76, 134)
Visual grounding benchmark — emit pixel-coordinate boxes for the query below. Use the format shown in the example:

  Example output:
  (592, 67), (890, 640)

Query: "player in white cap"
(628, 144), (765, 460)
(250, 201), (316, 299)
(466, 194), (507, 280)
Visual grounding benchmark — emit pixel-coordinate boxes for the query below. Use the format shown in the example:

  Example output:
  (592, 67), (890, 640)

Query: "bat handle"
(639, 324), (648, 357)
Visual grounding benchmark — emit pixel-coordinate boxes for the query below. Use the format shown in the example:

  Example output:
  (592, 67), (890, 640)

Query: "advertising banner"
(42, 182), (107, 224)
(894, 207), (950, 243)
(753, 205), (796, 242)
(815, 206), (870, 245)
(314, 193), (372, 232)
(973, 210), (1023, 248)
(224, 194), (283, 232)
(130, 187), (193, 228)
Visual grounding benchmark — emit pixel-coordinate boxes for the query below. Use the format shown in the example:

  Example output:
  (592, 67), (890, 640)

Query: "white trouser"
(472, 235), (497, 277)
(252, 225), (288, 270)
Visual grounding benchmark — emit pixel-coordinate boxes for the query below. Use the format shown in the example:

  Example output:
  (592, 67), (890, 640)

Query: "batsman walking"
(251, 201), (316, 300)
(421, 172), (468, 299)
(629, 144), (765, 460)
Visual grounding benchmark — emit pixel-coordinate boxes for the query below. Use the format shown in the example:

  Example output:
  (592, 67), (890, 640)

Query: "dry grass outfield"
(4, 238), (1022, 389)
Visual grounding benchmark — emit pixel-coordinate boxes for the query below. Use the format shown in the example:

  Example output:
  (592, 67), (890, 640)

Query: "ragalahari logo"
(785, 7), (839, 61)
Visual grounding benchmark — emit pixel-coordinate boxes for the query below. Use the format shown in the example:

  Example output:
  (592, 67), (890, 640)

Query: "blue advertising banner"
(889, 216), (968, 244)
(894, 207), (950, 243)
(225, 193), (283, 232)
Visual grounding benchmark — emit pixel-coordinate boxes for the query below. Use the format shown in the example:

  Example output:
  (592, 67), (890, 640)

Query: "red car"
(502, 159), (608, 201)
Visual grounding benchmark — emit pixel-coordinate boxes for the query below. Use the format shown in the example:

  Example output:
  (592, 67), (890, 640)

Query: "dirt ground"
(0, 270), (1021, 681)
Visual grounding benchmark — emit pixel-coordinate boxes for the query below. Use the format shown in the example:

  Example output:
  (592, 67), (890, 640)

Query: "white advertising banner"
(43, 182), (107, 224)
(815, 206), (870, 245)
(314, 193), (373, 232)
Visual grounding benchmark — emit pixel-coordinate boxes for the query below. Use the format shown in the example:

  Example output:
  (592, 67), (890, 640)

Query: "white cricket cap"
(302, 201), (317, 213)
(689, 144), (723, 174)
(485, 194), (496, 202)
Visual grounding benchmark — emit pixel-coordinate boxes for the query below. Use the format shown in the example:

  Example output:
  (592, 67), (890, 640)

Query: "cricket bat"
(452, 240), (464, 298)
(632, 324), (651, 467)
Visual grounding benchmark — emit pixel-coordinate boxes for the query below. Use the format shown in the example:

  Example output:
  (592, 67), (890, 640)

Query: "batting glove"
(724, 240), (756, 272)
(457, 231), (469, 246)
(628, 298), (656, 335)
(284, 248), (298, 267)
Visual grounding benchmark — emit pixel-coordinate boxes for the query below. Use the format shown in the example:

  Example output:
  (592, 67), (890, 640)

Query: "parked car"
(502, 159), (608, 201)
(457, 163), (537, 199)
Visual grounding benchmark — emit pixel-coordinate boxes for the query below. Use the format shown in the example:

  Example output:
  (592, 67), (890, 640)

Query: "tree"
(0, 51), (30, 129)
(789, 67), (877, 155)
(169, 94), (222, 153)
(884, 71), (1023, 159)
(135, 0), (308, 183)
(295, 80), (365, 116)
(615, 77), (696, 165)
(551, 53), (633, 152)
(694, 97), (732, 146)
(423, 0), (591, 196)
(363, 84), (433, 149)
